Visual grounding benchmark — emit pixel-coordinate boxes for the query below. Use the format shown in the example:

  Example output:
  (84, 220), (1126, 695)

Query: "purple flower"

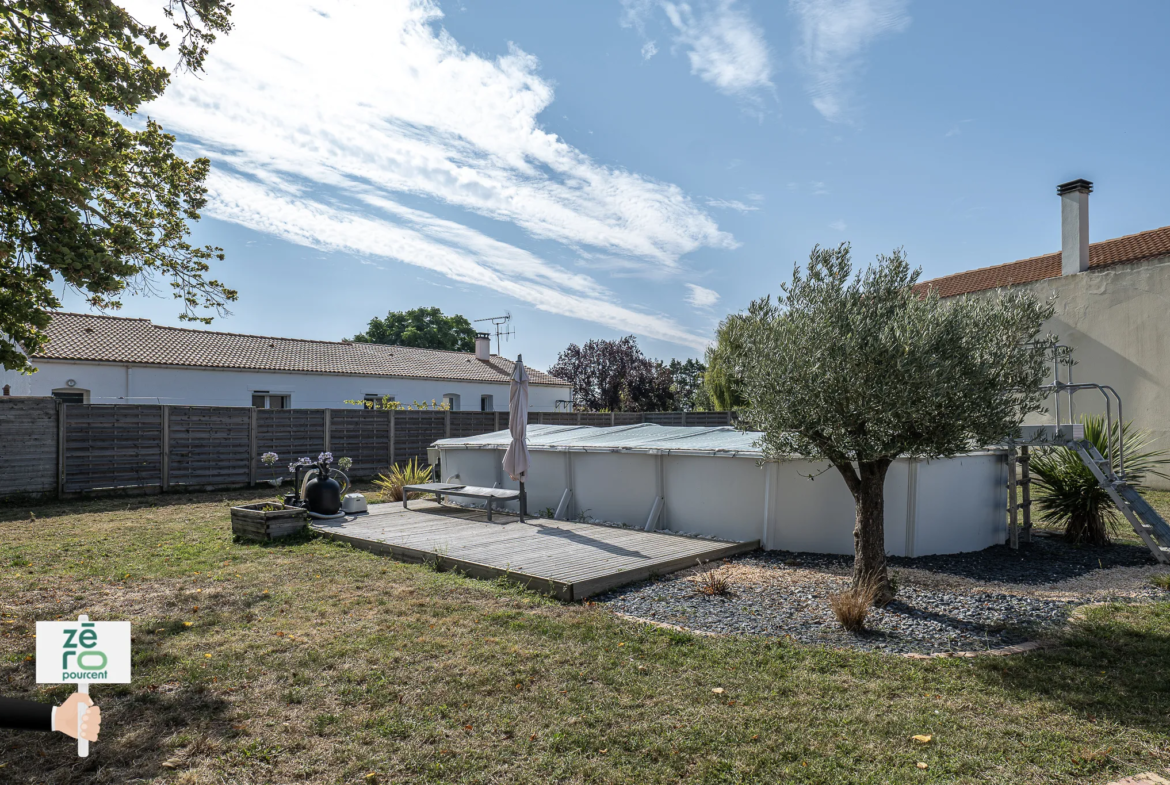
(318, 452), (334, 465)
(261, 452), (279, 466)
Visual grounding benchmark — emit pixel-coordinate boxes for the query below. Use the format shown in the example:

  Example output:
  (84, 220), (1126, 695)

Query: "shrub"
(829, 580), (880, 632)
(373, 459), (433, 502)
(696, 563), (731, 596)
(1030, 415), (1169, 545)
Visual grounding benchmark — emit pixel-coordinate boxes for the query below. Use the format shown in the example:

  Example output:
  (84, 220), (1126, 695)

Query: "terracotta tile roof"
(918, 225), (1170, 298)
(33, 312), (568, 387)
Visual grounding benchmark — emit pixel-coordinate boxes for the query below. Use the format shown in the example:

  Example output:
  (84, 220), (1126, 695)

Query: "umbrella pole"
(519, 480), (526, 522)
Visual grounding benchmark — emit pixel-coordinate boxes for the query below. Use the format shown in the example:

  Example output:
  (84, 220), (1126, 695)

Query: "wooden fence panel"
(682, 411), (734, 427)
(329, 409), (390, 477)
(612, 412), (642, 426)
(0, 397), (58, 496)
(450, 411), (497, 438)
(168, 406), (251, 487)
(393, 411), (447, 466)
(256, 409), (326, 469)
(64, 405), (162, 492)
(578, 413), (613, 426)
(644, 412), (684, 426)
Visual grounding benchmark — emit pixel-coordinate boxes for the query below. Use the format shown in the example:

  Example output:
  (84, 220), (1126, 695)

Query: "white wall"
(1, 360), (569, 411)
(438, 447), (1009, 556)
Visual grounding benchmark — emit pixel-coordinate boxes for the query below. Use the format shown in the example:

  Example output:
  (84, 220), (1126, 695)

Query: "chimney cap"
(476, 332), (490, 340)
(1057, 178), (1093, 196)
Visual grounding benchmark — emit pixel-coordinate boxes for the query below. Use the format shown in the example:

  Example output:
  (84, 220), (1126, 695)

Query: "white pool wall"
(435, 426), (1007, 557)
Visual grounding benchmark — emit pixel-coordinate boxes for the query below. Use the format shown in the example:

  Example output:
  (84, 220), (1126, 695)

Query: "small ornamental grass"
(695, 562), (731, 597)
(1152, 574), (1170, 591)
(373, 459), (433, 502)
(829, 579), (881, 632)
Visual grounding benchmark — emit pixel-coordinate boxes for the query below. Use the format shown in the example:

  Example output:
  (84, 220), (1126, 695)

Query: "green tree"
(703, 315), (747, 411)
(668, 357), (708, 411)
(0, 0), (237, 373)
(727, 244), (1053, 602)
(353, 307), (478, 352)
(549, 336), (675, 412)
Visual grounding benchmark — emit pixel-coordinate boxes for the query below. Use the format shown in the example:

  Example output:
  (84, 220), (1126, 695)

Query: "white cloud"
(641, 40), (659, 59)
(789, 0), (910, 122)
(210, 171), (710, 349)
(828, 218), (846, 231)
(685, 283), (721, 308)
(706, 198), (759, 212)
(124, 0), (730, 349)
(622, 0), (772, 99)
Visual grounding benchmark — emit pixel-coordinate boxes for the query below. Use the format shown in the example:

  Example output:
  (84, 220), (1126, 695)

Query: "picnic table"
(402, 482), (523, 522)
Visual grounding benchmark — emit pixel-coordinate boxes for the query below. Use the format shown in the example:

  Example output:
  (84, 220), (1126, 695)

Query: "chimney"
(1057, 178), (1092, 275)
(474, 332), (491, 360)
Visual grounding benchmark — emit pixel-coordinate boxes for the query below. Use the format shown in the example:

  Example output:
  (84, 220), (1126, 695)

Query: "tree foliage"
(0, 0), (237, 372)
(727, 243), (1054, 600)
(549, 336), (675, 412)
(668, 357), (709, 411)
(703, 314), (748, 411)
(352, 307), (478, 352)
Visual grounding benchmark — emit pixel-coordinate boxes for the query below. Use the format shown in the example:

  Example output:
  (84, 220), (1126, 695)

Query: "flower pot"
(230, 503), (308, 541)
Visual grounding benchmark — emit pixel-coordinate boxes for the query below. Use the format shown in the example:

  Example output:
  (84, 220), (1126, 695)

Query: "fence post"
(494, 411), (500, 432)
(387, 409), (395, 468)
(611, 412), (615, 426)
(445, 409), (451, 438)
(247, 406), (257, 487)
(323, 409), (331, 453)
(1007, 447), (1018, 549)
(577, 412), (582, 425)
(1020, 445), (1032, 543)
(161, 406), (171, 492)
(57, 401), (66, 498)
(681, 411), (688, 427)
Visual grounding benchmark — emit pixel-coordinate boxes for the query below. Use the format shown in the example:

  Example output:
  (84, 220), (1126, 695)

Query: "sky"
(70, 0), (1170, 371)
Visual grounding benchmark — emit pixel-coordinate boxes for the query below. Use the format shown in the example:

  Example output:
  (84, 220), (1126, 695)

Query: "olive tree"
(727, 244), (1054, 602)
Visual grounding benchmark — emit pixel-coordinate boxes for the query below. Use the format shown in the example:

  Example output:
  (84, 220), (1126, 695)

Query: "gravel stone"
(596, 532), (1167, 655)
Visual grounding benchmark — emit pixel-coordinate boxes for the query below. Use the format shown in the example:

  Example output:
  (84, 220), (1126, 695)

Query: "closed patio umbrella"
(502, 354), (530, 521)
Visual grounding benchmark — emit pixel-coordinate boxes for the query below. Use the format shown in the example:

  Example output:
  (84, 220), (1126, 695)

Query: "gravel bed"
(596, 532), (1167, 655)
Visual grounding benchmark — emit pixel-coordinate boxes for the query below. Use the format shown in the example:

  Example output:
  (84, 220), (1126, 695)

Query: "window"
(52, 389), (87, 404)
(480, 394), (494, 412)
(364, 393), (395, 409)
(442, 393), (460, 411)
(251, 392), (290, 409)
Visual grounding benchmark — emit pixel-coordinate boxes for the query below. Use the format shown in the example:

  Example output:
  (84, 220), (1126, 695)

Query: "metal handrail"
(1039, 340), (1129, 483)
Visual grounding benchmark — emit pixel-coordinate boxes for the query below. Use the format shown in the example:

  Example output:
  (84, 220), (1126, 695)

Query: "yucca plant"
(1029, 414), (1169, 545)
(373, 458), (434, 502)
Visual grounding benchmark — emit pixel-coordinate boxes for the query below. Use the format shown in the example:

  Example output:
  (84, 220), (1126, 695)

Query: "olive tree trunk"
(834, 457), (894, 605)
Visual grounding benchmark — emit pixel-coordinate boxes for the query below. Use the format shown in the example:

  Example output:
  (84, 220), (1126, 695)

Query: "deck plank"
(312, 505), (758, 600)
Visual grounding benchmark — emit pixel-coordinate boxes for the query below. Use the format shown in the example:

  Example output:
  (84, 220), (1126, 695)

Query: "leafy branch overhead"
(0, 0), (236, 373)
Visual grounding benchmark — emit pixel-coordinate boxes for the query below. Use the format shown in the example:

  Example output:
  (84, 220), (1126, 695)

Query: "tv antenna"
(474, 312), (515, 356)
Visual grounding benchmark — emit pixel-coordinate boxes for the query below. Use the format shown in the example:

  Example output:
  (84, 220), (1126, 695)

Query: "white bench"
(402, 482), (523, 522)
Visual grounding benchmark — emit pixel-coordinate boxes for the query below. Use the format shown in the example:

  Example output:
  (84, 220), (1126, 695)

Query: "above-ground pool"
(433, 424), (1008, 557)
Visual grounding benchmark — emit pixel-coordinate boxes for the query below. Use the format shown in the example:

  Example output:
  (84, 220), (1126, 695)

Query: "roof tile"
(918, 225), (1170, 298)
(33, 313), (567, 387)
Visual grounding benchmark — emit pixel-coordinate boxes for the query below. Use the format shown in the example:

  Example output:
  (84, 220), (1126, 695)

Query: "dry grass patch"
(2, 488), (1170, 784)
(829, 580), (880, 632)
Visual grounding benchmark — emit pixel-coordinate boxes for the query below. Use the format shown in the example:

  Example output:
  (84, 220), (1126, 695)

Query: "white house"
(0, 312), (572, 411)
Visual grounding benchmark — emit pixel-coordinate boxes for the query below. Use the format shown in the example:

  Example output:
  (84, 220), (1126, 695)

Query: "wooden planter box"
(230, 503), (308, 541)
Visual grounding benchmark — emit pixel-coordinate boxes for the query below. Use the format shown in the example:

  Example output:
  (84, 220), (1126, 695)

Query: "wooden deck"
(311, 500), (758, 601)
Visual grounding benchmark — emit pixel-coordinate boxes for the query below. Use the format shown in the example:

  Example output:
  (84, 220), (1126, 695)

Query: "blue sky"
(74, 0), (1170, 370)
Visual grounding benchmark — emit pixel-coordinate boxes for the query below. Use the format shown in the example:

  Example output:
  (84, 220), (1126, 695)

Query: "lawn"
(2, 488), (1169, 784)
